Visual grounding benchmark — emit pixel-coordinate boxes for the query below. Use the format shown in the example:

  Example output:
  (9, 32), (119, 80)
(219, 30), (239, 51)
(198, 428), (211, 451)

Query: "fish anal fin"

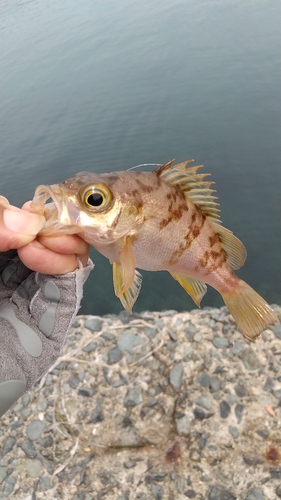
(222, 280), (279, 340)
(211, 220), (247, 270)
(170, 272), (207, 307)
(154, 159), (220, 221)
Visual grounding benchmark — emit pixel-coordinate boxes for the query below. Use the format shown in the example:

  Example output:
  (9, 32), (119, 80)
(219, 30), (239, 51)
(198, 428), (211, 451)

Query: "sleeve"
(0, 251), (94, 417)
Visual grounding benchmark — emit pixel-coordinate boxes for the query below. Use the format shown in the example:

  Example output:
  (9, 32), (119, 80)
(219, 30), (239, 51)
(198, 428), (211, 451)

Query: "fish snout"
(32, 184), (78, 235)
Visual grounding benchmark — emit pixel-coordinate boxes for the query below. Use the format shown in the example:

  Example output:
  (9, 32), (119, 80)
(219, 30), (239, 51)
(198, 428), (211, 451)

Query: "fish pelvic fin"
(170, 272), (207, 307)
(221, 280), (279, 340)
(112, 236), (142, 312)
(154, 159), (221, 221)
(119, 269), (142, 312)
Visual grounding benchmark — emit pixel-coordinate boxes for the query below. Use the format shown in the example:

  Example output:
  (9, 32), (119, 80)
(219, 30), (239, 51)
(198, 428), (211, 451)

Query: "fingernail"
(3, 208), (46, 235)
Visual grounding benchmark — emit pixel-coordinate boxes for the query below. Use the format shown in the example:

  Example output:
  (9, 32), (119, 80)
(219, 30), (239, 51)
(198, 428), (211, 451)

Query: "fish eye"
(79, 184), (112, 211)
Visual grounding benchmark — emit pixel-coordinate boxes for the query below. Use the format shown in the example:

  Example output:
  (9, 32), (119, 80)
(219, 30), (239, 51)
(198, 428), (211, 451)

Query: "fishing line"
(127, 163), (162, 171)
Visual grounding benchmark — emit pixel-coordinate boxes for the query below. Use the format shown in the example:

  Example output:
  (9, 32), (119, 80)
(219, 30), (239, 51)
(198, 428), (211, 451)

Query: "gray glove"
(0, 250), (94, 417)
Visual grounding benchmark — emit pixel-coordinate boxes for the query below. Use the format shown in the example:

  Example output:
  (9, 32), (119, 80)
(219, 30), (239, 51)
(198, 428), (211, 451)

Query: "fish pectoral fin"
(119, 269), (143, 313)
(170, 272), (207, 307)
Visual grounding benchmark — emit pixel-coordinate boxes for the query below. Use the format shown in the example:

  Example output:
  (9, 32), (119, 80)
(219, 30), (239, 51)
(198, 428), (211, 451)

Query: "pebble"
(40, 476), (53, 491)
(235, 403), (244, 423)
(22, 458), (42, 478)
(246, 487), (266, 500)
(78, 387), (97, 397)
(87, 404), (104, 423)
(234, 383), (247, 397)
(193, 332), (202, 342)
(151, 484), (163, 500)
(243, 454), (264, 466)
(123, 387), (143, 406)
(19, 438), (37, 458)
(195, 395), (212, 410)
(213, 337), (229, 348)
(194, 407), (206, 420)
(169, 363), (183, 392)
(210, 377), (221, 393)
(107, 347), (123, 364)
(3, 476), (16, 497)
(207, 484), (236, 500)
(263, 377), (274, 392)
(196, 372), (210, 387)
(144, 326), (158, 340)
(2, 437), (16, 456)
(83, 342), (98, 352)
(123, 461), (136, 469)
(175, 415), (191, 436)
(185, 325), (197, 335)
(239, 348), (261, 370)
(220, 400), (231, 418)
(229, 425), (239, 438)
(117, 332), (145, 353)
(270, 323), (281, 339)
(146, 472), (166, 483)
(84, 317), (103, 331)
(232, 341), (244, 355)
(0, 465), (7, 483)
(68, 374), (80, 389)
(37, 397), (47, 412)
(256, 428), (269, 439)
(26, 420), (45, 440)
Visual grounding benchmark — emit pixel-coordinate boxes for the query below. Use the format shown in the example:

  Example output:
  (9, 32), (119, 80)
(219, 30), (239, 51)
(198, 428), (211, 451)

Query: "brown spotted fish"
(32, 159), (278, 340)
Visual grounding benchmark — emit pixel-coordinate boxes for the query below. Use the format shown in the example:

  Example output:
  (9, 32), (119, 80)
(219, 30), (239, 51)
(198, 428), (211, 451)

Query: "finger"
(17, 236), (89, 274)
(37, 234), (89, 257)
(0, 206), (45, 251)
(18, 242), (80, 274)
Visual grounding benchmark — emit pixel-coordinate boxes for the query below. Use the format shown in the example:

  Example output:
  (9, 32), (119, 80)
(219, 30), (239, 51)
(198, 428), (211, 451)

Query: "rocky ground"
(0, 305), (281, 500)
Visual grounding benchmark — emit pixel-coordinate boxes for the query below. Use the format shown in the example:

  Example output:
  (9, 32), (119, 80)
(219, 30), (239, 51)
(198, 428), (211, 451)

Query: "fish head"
(32, 171), (142, 244)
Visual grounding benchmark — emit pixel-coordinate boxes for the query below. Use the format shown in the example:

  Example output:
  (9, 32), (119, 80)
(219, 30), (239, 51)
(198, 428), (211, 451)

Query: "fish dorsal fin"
(210, 220), (247, 270)
(170, 272), (207, 307)
(112, 236), (142, 312)
(154, 159), (221, 221)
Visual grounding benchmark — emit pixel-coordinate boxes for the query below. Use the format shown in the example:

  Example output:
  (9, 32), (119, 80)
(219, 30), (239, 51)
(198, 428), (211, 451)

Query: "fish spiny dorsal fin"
(154, 159), (221, 222)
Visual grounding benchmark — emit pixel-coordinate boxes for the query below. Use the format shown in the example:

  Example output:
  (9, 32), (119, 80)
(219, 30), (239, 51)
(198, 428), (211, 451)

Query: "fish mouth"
(32, 184), (79, 236)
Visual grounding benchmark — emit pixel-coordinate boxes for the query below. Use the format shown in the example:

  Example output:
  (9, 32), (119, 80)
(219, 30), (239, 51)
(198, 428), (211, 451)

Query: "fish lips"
(32, 184), (81, 235)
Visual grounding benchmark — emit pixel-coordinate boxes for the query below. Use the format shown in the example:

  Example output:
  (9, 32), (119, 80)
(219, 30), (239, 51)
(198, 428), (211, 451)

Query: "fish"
(31, 159), (279, 340)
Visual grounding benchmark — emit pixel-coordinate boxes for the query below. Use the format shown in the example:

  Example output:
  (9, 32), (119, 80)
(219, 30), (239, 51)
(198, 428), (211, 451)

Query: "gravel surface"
(1, 305), (281, 500)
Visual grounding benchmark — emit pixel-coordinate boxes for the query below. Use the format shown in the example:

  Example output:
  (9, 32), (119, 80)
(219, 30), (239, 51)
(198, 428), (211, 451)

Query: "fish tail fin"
(221, 280), (279, 340)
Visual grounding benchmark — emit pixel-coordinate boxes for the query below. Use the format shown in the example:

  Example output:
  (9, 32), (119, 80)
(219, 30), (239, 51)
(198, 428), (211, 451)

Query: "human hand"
(0, 196), (94, 417)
